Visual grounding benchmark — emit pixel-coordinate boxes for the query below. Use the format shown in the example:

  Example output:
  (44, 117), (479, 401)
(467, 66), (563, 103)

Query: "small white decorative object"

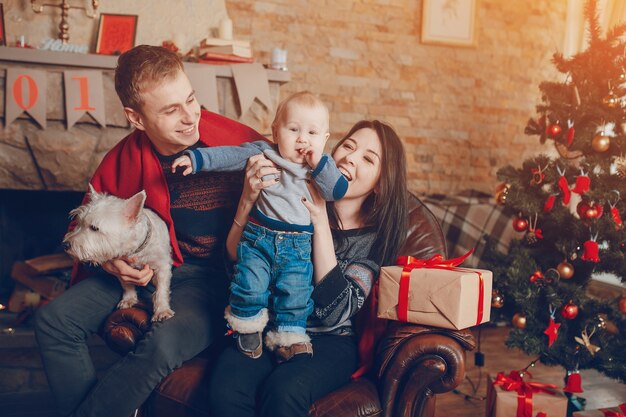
(271, 48), (288, 71)
(39, 38), (89, 54)
(219, 18), (233, 40)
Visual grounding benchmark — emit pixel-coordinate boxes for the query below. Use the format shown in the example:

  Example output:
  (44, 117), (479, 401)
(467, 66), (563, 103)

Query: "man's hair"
(271, 91), (329, 133)
(114, 45), (184, 111)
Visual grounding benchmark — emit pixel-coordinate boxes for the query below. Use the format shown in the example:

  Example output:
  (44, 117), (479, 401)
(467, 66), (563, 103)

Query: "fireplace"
(0, 189), (83, 302)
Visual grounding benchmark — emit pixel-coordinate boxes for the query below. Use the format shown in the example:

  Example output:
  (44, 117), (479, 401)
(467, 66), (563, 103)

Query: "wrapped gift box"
(486, 373), (568, 417)
(573, 404), (626, 417)
(377, 262), (492, 330)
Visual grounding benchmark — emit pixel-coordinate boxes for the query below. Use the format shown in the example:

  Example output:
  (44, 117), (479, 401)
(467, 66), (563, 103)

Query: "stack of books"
(197, 38), (254, 65)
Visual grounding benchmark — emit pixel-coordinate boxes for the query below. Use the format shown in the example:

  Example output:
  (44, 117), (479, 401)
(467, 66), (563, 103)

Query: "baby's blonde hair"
(271, 91), (329, 133)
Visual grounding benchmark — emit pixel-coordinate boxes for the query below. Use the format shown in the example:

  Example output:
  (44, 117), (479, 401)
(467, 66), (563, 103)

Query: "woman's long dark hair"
(329, 120), (408, 265)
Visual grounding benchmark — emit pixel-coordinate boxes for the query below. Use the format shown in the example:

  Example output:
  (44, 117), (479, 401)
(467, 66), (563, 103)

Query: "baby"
(172, 91), (347, 361)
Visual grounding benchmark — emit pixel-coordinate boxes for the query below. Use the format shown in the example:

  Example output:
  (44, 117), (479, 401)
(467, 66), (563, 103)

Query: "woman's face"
(333, 127), (383, 200)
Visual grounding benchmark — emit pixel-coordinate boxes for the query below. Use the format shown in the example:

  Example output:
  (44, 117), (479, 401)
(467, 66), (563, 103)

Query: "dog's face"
(63, 186), (147, 265)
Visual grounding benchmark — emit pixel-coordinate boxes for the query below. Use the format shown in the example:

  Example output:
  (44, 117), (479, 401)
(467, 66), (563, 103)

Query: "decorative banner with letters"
(3, 65), (273, 129)
(63, 70), (106, 129)
(231, 63), (273, 118)
(185, 65), (219, 114)
(5, 68), (48, 129)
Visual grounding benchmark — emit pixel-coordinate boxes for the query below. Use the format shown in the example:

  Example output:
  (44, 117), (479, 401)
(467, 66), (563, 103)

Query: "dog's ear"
(87, 183), (100, 201)
(123, 190), (147, 223)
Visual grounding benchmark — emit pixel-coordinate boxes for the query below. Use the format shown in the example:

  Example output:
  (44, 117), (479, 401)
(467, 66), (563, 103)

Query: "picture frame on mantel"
(421, 0), (477, 47)
(95, 13), (138, 55)
(0, 4), (6, 47)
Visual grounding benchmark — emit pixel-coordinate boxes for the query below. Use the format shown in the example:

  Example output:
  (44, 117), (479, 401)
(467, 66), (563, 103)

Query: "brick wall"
(226, 0), (568, 194)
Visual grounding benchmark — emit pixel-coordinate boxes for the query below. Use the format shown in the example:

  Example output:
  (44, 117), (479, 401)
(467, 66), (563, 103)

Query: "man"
(34, 45), (265, 417)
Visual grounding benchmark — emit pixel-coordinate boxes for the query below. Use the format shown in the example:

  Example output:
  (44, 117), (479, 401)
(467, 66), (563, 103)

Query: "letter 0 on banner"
(63, 70), (106, 129)
(5, 68), (47, 128)
(184, 64), (219, 113)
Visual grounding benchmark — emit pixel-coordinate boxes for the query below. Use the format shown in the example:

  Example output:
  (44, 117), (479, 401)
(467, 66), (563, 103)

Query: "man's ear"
(124, 107), (146, 131)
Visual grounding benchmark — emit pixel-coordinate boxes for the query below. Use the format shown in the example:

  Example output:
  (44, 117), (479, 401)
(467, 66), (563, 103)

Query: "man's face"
(273, 103), (329, 164)
(124, 70), (201, 155)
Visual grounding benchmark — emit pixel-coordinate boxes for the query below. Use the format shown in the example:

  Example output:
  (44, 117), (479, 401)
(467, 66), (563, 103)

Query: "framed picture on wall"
(95, 13), (138, 55)
(0, 4), (6, 47)
(421, 0), (477, 47)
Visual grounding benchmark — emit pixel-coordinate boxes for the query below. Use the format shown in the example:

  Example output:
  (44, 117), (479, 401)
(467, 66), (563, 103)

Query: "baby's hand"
(171, 155), (193, 176)
(300, 146), (322, 169)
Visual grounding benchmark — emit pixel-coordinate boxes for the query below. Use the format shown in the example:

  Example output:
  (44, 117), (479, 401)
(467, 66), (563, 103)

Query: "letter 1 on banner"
(63, 70), (106, 129)
(184, 64), (219, 113)
(5, 68), (47, 129)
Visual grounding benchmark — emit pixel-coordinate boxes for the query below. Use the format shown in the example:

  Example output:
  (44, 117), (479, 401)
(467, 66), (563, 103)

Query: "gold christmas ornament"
(614, 156), (626, 178)
(491, 289), (505, 308)
(512, 313), (527, 329)
(592, 134), (611, 152)
(557, 261), (575, 280)
(597, 314), (619, 334)
(603, 92), (620, 108)
(495, 183), (511, 205)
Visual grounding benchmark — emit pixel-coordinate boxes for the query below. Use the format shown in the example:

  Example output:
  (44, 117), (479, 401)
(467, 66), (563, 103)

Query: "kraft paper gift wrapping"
(377, 264), (492, 330)
(573, 404), (626, 417)
(486, 374), (568, 417)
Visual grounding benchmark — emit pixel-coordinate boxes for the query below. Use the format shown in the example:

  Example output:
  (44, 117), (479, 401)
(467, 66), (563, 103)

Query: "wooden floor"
(435, 325), (626, 417)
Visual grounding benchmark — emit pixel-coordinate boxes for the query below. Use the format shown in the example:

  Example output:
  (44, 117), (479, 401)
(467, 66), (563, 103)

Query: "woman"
(209, 120), (409, 417)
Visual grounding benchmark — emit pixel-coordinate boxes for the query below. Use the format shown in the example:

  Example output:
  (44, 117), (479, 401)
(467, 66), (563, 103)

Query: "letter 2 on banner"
(63, 70), (106, 129)
(5, 68), (47, 129)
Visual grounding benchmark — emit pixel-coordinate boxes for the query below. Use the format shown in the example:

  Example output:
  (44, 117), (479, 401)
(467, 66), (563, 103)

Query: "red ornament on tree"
(547, 123), (562, 137)
(561, 301), (579, 320)
(563, 370), (584, 393)
(556, 166), (571, 204)
(512, 216), (528, 232)
(543, 312), (561, 347)
(571, 169), (590, 194)
(581, 235), (600, 262)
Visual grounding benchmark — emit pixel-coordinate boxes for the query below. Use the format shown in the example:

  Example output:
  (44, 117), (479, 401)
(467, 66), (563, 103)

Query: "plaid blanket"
(421, 190), (517, 268)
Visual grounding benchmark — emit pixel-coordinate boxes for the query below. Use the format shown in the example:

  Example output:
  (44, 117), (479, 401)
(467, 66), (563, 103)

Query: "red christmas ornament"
(561, 301), (579, 320)
(563, 371), (584, 393)
(611, 207), (624, 229)
(543, 317), (561, 347)
(512, 216), (528, 232)
(566, 120), (575, 146)
(547, 123), (562, 137)
(571, 170), (590, 194)
(530, 270), (544, 284)
(581, 237), (600, 262)
(543, 195), (556, 213)
(556, 167), (571, 204)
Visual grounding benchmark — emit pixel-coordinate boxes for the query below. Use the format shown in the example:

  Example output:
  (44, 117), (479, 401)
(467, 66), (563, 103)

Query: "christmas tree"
(484, 0), (626, 391)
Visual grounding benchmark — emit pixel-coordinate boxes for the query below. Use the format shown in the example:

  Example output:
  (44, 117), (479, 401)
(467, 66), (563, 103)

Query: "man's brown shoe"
(275, 341), (313, 363)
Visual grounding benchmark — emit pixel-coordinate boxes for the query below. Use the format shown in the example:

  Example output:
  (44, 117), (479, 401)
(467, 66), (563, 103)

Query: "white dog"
(63, 185), (174, 322)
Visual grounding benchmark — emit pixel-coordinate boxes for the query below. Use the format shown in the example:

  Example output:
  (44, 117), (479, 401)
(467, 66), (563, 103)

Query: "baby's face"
(273, 102), (329, 164)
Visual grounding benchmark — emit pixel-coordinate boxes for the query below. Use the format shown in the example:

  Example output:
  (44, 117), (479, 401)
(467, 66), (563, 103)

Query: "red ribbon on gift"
(600, 403), (626, 417)
(395, 249), (484, 325)
(493, 371), (559, 417)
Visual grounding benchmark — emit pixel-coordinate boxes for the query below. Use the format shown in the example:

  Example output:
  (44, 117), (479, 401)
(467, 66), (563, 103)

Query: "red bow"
(396, 250), (484, 325)
(493, 371), (559, 417)
(600, 403), (626, 417)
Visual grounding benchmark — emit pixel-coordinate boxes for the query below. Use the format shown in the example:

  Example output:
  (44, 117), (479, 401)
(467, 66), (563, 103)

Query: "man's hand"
(171, 155), (193, 176)
(102, 258), (153, 287)
(243, 154), (280, 204)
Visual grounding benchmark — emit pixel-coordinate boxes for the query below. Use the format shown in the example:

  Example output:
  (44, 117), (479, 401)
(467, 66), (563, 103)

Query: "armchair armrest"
(375, 321), (476, 417)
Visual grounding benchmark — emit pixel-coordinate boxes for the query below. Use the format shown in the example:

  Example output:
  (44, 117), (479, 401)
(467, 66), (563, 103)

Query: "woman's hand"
(302, 181), (329, 227)
(102, 258), (153, 287)
(242, 154), (280, 204)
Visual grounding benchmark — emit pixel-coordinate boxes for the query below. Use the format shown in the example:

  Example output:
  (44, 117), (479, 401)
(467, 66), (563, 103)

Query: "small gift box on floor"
(377, 253), (492, 329)
(486, 372), (568, 417)
(573, 403), (626, 417)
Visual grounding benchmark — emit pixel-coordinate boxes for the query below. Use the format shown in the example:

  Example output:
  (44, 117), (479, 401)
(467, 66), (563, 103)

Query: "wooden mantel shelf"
(0, 46), (291, 83)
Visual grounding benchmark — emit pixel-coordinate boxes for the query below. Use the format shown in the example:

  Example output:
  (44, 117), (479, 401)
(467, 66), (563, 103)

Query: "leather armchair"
(103, 194), (476, 417)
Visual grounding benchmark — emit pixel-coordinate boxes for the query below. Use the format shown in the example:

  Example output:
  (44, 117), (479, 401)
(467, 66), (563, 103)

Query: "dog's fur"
(63, 185), (174, 321)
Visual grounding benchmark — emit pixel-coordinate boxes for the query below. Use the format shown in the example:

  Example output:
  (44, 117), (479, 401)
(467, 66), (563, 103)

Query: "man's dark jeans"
(35, 263), (228, 417)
